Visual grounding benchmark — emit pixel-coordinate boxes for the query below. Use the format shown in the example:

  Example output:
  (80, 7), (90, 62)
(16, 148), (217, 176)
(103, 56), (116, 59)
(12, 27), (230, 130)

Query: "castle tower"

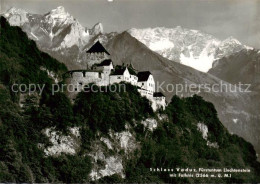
(85, 41), (110, 68)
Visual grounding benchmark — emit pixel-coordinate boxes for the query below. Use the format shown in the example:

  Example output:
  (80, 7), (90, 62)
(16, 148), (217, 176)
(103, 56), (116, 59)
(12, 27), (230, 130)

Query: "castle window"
(117, 76), (121, 79)
(79, 82), (83, 85)
(99, 73), (102, 78)
(83, 72), (86, 77)
(75, 88), (78, 92)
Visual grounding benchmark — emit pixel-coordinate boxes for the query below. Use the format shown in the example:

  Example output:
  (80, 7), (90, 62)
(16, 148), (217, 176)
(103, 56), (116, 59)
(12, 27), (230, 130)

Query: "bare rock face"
(41, 127), (81, 156)
(88, 129), (139, 181)
(89, 150), (124, 180)
(141, 118), (158, 131)
(197, 122), (219, 148)
(90, 23), (104, 35)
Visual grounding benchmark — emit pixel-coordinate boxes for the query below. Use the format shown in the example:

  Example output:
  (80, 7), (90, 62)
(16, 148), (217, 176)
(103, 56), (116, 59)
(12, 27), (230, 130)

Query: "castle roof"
(86, 41), (110, 55)
(153, 92), (165, 97)
(128, 66), (137, 75)
(96, 59), (113, 67)
(110, 66), (127, 75)
(137, 71), (152, 82)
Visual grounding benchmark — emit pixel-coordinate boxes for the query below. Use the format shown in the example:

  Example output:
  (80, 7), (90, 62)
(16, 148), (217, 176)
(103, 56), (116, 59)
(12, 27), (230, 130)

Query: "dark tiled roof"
(128, 67), (137, 75)
(137, 71), (151, 82)
(86, 41), (110, 55)
(96, 59), (112, 67)
(111, 67), (127, 75)
(153, 92), (165, 97)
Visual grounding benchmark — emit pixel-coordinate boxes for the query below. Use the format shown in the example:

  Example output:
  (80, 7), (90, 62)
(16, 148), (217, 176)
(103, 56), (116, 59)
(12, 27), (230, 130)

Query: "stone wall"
(130, 75), (138, 86)
(138, 89), (153, 100)
(65, 71), (104, 99)
(110, 75), (125, 85)
(65, 69), (166, 111)
(85, 52), (110, 67)
(137, 75), (155, 94)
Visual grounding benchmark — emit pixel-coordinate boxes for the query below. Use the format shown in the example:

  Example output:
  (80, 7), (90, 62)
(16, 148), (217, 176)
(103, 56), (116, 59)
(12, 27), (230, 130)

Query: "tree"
(46, 92), (73, 132)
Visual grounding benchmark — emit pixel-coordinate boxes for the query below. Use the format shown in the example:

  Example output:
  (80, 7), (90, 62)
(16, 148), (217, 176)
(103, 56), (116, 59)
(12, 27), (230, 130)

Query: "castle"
(65, 41), (166, 111)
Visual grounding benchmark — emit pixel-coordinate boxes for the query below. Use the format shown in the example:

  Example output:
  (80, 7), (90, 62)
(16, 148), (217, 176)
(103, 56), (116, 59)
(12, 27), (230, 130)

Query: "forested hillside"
(121, 95), (260, 183)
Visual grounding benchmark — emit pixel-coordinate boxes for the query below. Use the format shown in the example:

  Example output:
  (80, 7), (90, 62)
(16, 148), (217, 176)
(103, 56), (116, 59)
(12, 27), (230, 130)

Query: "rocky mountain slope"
(4, 6), (255, 73)
(128, 27), (253, 72)
(209, 49), (260, 91)
(3, 6), (106, 69)
(208, 49), (260, 130)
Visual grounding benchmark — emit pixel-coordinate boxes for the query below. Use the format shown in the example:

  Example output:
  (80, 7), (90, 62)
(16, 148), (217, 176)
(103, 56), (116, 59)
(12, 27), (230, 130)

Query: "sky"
(1, 0), (260, 48)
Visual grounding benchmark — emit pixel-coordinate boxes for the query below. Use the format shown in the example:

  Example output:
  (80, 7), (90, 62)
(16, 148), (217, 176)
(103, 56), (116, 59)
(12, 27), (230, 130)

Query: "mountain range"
(3, 6), (105, 69)
(128, 27), (254, 72)
(2, 6), (260, 160)
(4, 6), (258, 72)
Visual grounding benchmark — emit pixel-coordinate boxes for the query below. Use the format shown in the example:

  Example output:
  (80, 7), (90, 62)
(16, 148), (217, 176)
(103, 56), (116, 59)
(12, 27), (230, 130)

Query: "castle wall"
(70, 71), (102, 85)
(65, 71), (103, 100)
(138, 89), (153, 100)
(110, 75), (125, 85)
(103, 64), (113, 75)
(86, 52), (110, 67)
(110, 68), (131, 85)
(130, 75), (138, 86)
(152, 97), (166, 111)
(138, 88), (166, 111)
(100, 72), (110, 86)
(137, 75), (155, 93)
(65, 66), (166, 111)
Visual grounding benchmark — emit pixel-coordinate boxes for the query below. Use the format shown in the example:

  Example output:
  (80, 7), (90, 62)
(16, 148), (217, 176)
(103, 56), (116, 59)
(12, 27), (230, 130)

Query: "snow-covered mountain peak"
(221, 36), (242, 46)
(90, 22), (104, 35)
(128, 27), (251, 72)
(175, 25), (182, 30)
(44, 6), (74, 25)
(50, 6), (66, 14)
(3, 7), (29, 26)
(4, 7), (28, 15)
(47, 6), (69, 17)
